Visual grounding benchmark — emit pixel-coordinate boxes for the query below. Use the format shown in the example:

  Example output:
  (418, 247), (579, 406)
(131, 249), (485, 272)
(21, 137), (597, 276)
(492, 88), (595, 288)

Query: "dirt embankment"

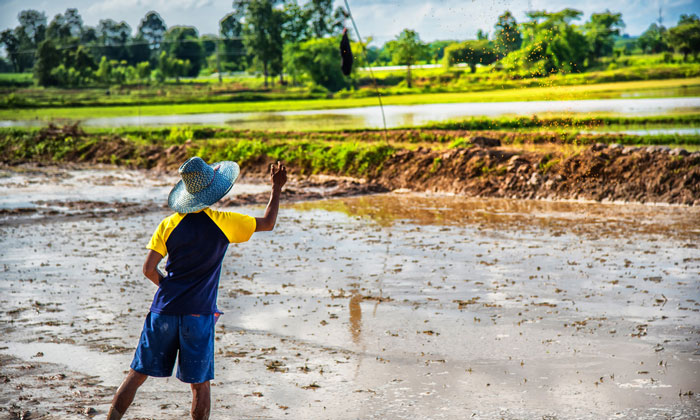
(3, 124), (699, 205)
(374, 142), (700, 205)
(233, 140), (699, 206)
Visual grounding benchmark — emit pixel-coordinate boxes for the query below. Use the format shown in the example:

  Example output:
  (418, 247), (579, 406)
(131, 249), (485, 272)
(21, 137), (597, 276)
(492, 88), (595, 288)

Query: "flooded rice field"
(0, 167), (699, 419)
(1, 96), (698, 130)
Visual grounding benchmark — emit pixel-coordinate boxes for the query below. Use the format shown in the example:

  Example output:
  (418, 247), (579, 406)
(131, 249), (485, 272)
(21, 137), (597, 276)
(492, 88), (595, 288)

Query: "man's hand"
(256, 161), (286, 232)
(271, 161), (287, 191)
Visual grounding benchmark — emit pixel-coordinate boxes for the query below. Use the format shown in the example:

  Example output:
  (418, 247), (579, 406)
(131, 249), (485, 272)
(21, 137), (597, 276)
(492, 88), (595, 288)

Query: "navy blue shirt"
(147, 208), (256, 315)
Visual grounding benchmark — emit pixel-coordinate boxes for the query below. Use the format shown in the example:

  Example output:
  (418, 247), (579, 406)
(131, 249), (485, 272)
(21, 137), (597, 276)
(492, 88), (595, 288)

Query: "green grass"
(359, 60), (700, 93)
(424, 114), (700, 131)
(10, 113), (696, 143)
(2, 120), (699, 168)
(0, 73), (33, 87)
(1, 77), (698, 122)
(1, 53), (697, 109)
(0, 127), (396, 175)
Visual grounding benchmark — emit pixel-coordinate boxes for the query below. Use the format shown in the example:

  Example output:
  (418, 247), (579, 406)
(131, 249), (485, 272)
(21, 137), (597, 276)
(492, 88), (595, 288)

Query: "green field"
(0, 78), (698, 122)
(0, 73), (34, 87)
(1, 56), (698, 110)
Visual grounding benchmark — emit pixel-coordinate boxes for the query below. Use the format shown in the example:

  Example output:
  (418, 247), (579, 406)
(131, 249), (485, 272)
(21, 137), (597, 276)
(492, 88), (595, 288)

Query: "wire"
(343, 0), (388, 143)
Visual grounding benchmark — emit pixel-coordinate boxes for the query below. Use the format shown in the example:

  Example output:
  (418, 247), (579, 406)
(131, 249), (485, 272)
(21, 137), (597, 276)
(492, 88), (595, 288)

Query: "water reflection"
(2, 96), (698, 129)
(293, 193), (700, 240)
(274, 97), (700, 130)
(349, 293), (362, 345)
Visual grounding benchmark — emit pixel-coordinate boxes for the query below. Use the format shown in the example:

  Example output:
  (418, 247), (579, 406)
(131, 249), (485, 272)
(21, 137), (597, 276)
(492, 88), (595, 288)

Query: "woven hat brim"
(168, 161), (240, 213)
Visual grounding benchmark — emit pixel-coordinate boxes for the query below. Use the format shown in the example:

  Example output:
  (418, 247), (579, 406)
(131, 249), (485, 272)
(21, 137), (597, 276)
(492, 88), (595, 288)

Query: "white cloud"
(0, 0), (698, 44)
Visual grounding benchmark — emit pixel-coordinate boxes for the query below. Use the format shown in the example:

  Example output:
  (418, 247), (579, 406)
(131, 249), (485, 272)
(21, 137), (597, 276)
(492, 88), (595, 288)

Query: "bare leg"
(108, 369), (148, 419)
(190, 381), (211, 420)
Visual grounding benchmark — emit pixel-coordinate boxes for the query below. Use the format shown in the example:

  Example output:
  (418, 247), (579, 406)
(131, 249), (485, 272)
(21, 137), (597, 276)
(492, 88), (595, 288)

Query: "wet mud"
(0, 166), (386, 226)
(0, 167), (699, 419)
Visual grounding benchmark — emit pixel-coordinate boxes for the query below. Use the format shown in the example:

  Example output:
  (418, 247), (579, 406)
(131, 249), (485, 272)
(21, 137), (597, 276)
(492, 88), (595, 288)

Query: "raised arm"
(255, 161), (287, 232)
(142, 249), (164, 286)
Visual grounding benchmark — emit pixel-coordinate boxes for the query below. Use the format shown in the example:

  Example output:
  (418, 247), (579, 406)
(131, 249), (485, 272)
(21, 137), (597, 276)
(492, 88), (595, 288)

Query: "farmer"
(107, 157), (287, 420)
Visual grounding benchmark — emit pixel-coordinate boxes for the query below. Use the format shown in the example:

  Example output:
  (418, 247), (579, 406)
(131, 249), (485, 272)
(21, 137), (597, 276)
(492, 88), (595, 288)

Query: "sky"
(0, 0), (698, 46)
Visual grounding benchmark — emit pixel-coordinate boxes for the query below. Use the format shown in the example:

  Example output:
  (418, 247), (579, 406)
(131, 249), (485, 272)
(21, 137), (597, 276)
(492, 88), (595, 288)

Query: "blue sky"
(0, 0), (698, 45)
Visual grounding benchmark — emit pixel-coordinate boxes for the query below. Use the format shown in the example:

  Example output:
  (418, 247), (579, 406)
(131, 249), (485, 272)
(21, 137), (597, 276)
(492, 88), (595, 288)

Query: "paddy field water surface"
(0, 167), (698, 419)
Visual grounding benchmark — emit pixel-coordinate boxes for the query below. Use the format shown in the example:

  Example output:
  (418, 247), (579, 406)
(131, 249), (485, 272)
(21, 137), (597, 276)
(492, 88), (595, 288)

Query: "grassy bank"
(360, 61), (700, 93)
(2, 123), (698, 175)
(2, 123), (698, 206)
(0, 78), (698, 122)
(422, 114), (700, 131)
(3, 113), (694, 142)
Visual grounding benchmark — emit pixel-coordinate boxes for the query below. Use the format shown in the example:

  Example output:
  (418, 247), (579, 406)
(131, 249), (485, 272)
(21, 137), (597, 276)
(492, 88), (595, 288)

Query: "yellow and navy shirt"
(147, 208), (256, 315)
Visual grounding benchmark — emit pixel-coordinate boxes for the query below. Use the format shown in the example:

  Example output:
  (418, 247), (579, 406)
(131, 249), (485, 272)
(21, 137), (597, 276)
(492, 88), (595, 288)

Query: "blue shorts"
(130, 312), (216, 384)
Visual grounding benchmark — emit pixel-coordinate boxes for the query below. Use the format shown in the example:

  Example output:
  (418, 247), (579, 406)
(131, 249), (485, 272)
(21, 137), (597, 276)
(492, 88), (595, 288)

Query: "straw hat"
(168, 157), (240, 213)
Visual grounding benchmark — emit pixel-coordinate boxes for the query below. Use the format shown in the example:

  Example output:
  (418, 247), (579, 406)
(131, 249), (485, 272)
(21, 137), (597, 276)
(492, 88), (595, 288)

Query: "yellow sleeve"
(146, 213), (185, 256)
(205, 208), (256, 243)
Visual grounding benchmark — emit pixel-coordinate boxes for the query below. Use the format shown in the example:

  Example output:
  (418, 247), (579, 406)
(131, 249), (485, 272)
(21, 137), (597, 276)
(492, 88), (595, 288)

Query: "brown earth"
(4, 124), (699, 205)
(235, 141), (700, 206)
(373, 143), (700, 205)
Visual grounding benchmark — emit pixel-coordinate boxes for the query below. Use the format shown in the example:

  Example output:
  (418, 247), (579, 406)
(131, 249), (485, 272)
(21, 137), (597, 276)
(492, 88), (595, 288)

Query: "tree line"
(387, 9), (700, 87)
(1, 2), (699, 91)
(0, 0), (348, 88)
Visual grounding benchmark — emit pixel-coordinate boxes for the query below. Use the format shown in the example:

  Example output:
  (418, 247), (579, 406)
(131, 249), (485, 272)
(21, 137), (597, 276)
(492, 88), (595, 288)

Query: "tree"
(0, 30), (22, 72)
(427, 40), (455, 64)
(3, 10), (48, 71)
(282, 0), (311, 43)
(136, 61), (151, 82)
(236, 0), (284, 87)
(501, 9), (588, 75)
(388, 29), (427, 88)
(0, 56), (15, 73)
(95, 56), (112, 83)
(584, 10), (625, 64)
(285, 37), (347, 91)
(96, 19), (132, 62)
(138, 11), (167, 52)
(81, 26), (98, 45)
(667, 14), (700, 61)
(163, 26), (204, 77)
(493, 11), (521, 57)
(200, 34), (218, 57)
(476, 29), (488, 41)
(46, 8), (83, 43)
(443, 40), (497, 73)
(637, 23), (669, 54)
(158, 50), (190, 82)
(34, 39), (62, 86)
(75, 46), (96, 73)
(305, 0), (343, 38)
(17, 10), (47, 46)
(220, 12), (245, 71)
(129, 34), (152, 64)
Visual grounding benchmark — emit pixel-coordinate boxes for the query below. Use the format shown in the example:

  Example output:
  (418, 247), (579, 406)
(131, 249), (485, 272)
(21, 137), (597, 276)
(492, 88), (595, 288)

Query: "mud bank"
(2, 124), (699, 205)
(113, 139), (700, 206)
(373, 142), (700, 205)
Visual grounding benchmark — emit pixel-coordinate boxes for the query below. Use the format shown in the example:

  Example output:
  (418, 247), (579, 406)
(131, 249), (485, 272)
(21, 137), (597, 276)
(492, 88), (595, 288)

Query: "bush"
(166, 127), (194, 144)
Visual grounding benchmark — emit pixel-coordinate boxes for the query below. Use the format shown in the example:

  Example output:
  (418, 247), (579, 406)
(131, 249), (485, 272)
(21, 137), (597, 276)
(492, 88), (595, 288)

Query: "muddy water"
(1, 96), (698, 130)
(0, 167), (699, 419)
